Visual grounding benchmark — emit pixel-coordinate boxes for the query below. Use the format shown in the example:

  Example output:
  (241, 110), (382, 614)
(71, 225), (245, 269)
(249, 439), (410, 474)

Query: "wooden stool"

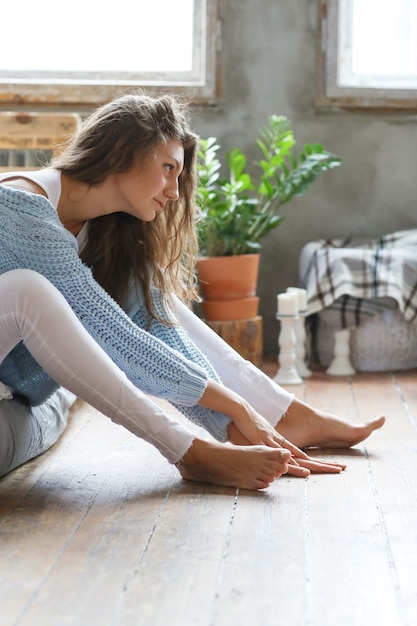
(206, 316), (263, 367)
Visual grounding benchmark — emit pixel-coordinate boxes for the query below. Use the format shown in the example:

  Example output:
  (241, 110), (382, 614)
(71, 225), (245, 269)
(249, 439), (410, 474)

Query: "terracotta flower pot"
(202, 296), (259, 321)
(196, 254), (260, 321)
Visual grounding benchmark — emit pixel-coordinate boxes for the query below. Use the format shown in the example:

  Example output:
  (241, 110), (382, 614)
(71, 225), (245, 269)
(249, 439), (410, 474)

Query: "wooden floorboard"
(1, 367), (417, 626)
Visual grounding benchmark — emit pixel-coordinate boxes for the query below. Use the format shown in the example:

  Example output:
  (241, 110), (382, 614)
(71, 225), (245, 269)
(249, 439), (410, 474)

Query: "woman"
(0, 93), (385, 490)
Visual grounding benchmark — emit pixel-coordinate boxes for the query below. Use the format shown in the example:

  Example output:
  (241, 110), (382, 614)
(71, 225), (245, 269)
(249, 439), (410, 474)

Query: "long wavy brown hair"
(51, 92), (200, 321)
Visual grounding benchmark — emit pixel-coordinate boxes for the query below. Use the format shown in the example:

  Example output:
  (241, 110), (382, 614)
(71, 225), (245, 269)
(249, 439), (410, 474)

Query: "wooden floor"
(2, 364), (417, 626)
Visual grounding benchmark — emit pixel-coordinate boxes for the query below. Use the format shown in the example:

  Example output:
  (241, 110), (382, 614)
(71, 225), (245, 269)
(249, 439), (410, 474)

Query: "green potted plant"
(195, 115), (342, 321)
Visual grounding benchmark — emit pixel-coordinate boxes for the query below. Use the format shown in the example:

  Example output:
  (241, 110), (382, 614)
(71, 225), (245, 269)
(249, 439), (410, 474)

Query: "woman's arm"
(172, 296), (294, 426)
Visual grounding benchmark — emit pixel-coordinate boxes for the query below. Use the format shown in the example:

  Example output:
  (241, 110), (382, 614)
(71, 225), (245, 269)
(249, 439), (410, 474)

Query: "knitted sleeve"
(124, 285), (236, 441)
(0, 187), (209, 406)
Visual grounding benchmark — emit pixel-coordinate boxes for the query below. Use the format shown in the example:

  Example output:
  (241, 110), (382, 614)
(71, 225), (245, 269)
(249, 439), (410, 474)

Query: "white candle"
(277, 292), (298, 315)
(287, 287), (307, 312)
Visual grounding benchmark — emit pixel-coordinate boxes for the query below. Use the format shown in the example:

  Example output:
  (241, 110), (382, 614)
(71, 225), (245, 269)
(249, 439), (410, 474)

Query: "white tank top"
(0, 168), (61, 209)
(0, 168), (87, 248)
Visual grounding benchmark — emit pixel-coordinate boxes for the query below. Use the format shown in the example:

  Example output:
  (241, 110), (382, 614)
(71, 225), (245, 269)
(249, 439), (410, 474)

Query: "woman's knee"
(0, 269), (59, 303)
(0, 270), (66, 362)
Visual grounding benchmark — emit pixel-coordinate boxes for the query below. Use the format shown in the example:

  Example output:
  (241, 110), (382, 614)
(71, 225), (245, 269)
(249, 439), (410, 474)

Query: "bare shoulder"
(0, 176), (47, 198)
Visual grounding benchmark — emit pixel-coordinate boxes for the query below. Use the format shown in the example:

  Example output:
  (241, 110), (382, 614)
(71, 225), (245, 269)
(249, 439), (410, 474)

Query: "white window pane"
(352, 0), (417, 76)
(0, 0), (194, 74)
(339, 0), (417, 88)
(0, 0), (219, 106)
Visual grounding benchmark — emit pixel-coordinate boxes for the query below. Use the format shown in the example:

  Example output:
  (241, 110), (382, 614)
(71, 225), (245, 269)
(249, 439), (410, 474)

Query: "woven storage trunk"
(315, 308), (417, 372)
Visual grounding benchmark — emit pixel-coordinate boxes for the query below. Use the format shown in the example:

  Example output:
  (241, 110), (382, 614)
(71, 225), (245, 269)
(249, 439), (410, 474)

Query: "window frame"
(0, 0), (220, 108)
(317, 0), (417, 111)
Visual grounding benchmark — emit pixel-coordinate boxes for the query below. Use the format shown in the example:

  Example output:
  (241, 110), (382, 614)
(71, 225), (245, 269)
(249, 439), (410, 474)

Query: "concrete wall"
(192, 0), (417, 355)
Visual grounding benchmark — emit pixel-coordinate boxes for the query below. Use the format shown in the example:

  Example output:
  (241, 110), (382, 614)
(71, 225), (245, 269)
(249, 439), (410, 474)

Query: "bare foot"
(176, 438), (291, 490)
(277, 399), (385, 449)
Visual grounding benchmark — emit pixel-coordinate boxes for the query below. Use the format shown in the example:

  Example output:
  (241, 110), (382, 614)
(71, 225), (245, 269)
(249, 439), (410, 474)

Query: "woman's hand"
(199, 380), (289, 447)
(199, 380), (346, 476)
(285, 453), (346, 477)
(276, 433), (347, 476)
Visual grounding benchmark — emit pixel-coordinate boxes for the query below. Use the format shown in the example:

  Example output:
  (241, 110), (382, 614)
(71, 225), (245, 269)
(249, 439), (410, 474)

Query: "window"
(317, 0), (417, 110)
(0, 0), (219, 107)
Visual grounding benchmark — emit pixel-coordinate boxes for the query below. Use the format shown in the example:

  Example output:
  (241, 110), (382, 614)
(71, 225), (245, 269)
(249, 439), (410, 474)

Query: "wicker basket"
(315, 308), (417, 372)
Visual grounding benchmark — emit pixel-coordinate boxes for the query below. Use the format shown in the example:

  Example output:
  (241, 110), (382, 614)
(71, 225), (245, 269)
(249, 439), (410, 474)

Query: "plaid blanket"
(299, 229), (417, 327)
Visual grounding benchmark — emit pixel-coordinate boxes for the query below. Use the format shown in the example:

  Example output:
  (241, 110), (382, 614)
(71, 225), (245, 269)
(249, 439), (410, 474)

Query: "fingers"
(286, 462), (311, 478)
(260, 430), (347, 476)
(312, 457), (347, 469)
(261, 450), (346, 482)
(293, 456), (345, 474)
(284, 452), (346, 477)
(276, 434), (309, 460)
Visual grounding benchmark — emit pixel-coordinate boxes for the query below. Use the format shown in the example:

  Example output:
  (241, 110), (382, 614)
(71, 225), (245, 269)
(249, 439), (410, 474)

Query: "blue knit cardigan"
(0, 185), (212, 411)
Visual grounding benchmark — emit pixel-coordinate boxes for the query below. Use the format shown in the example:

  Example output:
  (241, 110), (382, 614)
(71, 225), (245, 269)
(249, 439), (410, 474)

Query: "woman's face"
(112, 138), (185, 221)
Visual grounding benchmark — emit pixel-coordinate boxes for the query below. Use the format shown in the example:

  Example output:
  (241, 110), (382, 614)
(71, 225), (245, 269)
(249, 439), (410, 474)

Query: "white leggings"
(0, 270), (196, 468)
